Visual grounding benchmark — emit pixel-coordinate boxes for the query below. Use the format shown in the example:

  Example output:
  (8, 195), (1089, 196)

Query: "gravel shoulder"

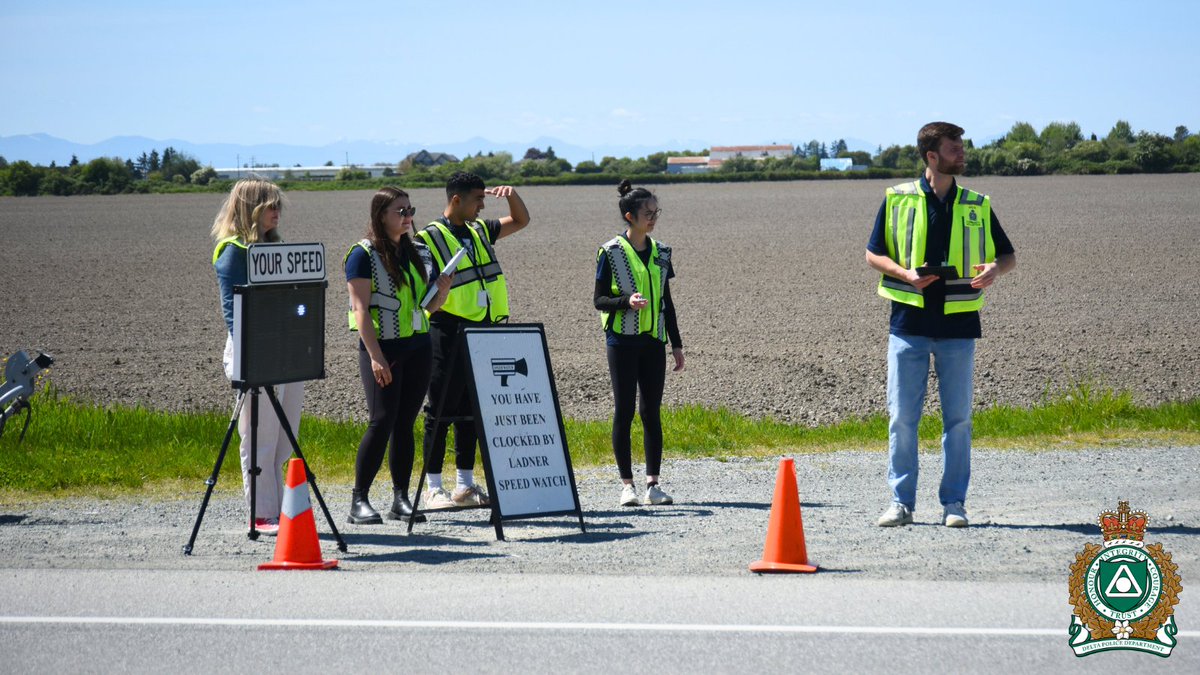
(2, 445), (1196, 583)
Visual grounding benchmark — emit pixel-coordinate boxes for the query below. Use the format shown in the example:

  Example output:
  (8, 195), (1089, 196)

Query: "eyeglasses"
(391, 206), (416, 217)
(642, 208), (662, 220)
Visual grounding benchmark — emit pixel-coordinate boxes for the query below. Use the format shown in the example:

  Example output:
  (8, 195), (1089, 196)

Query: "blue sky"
(2, 0), (1197, 153)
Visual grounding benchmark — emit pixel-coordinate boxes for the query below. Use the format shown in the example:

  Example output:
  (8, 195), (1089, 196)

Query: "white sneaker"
(643, 484), (673, 505)
(423, 487), (455, 510)
(452, 484), (490, 506)
(943, 502), (969, 528)
(877, 502), (913, 527)
(620, 484), (640, 507)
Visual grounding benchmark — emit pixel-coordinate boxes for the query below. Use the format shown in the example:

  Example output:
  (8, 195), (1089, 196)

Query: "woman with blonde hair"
(211, 178), (299, 535)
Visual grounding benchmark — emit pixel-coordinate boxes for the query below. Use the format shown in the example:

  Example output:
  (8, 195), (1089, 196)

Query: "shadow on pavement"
(970, 522), (1096, 534)
(330, 532), (490, 547)
(518, 529), (650, 544)
(349, 549), (509, 565)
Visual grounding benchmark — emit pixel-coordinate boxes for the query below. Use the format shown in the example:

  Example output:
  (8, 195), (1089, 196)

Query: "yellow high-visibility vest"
(877, 181), (995, 314)
(417, 221), (509, 323)
(344, 239), (430, 339)
(212, 235), (246, 264)
(598, 235), (671, 342)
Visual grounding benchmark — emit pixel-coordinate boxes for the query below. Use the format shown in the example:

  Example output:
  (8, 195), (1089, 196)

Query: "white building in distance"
(212, 165), (394, 181)
(667, 145), (796, 174)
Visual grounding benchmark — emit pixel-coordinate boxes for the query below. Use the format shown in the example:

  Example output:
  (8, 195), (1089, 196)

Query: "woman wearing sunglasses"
(211, 178), (298, 535)
(594, 179), (685, 508)
(345, 187), (451, 524)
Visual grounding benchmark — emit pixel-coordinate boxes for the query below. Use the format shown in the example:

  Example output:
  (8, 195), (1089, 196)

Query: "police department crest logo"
(1068, 501), (1182, 657)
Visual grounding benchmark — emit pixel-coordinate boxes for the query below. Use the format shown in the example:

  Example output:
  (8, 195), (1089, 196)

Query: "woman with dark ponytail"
(345, 187), (451, 524)
(594, 179), (685, 507)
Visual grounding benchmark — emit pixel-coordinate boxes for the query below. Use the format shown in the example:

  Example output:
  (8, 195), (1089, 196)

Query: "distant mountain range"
(0, 133), (884, 169)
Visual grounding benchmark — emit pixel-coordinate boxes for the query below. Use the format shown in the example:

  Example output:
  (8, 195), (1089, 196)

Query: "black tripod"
(184, 384), (347, 555)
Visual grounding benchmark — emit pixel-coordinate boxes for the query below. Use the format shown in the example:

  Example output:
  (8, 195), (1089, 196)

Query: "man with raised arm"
(417, 171), (530, 508)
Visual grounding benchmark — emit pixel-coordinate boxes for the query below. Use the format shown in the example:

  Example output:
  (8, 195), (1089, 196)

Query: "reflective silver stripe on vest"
(370, 292), (401, 311)
(945, 278), (981, 302)
(473, 222), (500, 264)
(603, 237), (640, 335)
(881, 277), (921, 294)
(904, 208), (916, 269)
(423, 222), (502, 281)
(961, 224), (972, 276)
(478, 261), (503, 280)
(448, 274), (476, 289)
(420, 225), (454, 265)
(977, 222), (986, 267)
(890, 203), (900, 262)
(365, 241), (403, 340)
(653, 243), (671, 342)
(959, 189), (985, 206)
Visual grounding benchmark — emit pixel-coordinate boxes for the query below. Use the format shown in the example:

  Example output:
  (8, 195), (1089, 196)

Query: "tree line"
(1, 120), (1195, 197)
(0, 147), (216, 196)
(872, 121), (1198, 176)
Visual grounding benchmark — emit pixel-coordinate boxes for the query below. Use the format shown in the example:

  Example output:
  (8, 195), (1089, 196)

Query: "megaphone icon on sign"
(491, 357), (527, 387)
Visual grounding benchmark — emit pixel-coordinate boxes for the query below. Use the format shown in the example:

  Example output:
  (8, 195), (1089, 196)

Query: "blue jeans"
(886, 334), (975, 510)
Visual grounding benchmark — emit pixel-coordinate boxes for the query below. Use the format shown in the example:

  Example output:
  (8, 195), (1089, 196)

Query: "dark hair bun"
(617, 179), (633, 197)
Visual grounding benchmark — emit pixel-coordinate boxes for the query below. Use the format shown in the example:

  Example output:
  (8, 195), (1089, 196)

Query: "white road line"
(5, 616), (1196, 637)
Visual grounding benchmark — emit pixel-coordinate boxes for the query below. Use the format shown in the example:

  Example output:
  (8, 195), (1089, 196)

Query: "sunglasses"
(391, 206), (416, 217)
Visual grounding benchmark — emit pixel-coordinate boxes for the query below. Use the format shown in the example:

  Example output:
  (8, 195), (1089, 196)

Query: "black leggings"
(607, 341), (666, 480)
(422, 322), (480, 474)
(354, 340), (433, 493)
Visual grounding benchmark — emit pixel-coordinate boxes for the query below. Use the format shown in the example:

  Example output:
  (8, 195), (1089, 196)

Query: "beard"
(935, 155), (965, 175)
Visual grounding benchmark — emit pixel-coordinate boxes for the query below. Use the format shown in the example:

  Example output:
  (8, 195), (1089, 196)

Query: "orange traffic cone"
(259, 459), (338, 570)
(749, 457), (817, 573)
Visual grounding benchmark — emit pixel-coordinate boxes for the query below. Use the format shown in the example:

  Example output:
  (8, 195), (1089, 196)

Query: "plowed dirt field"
(2, 174), (1197, 425)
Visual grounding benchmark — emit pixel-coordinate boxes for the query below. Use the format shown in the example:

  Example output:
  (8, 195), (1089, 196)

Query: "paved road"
(2, 570), (1195, 673)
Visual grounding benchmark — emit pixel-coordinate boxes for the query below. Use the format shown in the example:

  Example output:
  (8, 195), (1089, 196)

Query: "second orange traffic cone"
(749, 457), (817, 573)
(259, 458), (338, 571)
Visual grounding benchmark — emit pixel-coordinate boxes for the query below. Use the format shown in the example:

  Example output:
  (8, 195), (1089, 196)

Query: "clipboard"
(419, 248), (467, 308)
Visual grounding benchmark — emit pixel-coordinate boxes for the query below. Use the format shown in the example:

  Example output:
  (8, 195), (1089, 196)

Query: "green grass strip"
(1, 385), (1197, 495)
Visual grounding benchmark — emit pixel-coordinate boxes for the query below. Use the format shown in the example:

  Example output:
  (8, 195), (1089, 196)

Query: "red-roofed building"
(665, 156), (711, 174)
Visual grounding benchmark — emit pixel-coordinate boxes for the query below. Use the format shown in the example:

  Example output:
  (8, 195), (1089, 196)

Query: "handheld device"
(915, 265), (959, 280)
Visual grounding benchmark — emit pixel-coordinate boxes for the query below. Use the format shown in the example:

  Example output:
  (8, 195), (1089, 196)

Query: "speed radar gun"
(184, 242), (347, 556)
(0, 350), (54, 442)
